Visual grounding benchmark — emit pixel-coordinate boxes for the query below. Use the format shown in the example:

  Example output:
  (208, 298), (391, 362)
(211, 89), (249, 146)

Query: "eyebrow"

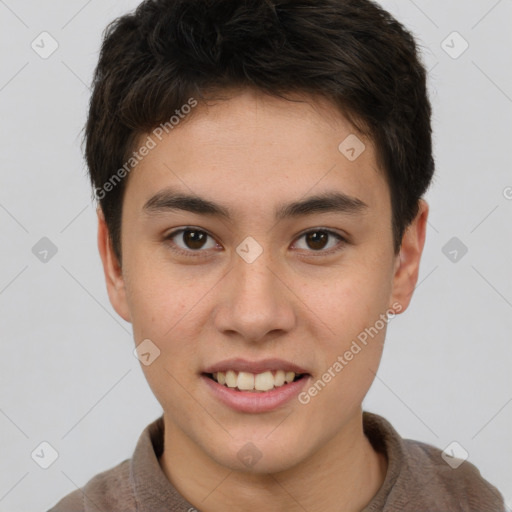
(143, 187), (368, 220)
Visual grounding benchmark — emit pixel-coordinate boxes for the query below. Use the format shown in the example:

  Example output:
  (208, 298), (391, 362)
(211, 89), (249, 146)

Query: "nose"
(212, 247), (296, 343)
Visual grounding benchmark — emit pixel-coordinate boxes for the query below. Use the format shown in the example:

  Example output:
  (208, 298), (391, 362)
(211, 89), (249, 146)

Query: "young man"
(49, 0), (506, 510)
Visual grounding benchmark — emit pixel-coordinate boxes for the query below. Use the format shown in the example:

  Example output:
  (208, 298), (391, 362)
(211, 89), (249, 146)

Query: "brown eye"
(305, 231), (329, 250)
(182, 229), (208, 250)
(165, 227), (219, 256)
(293, 229), (345, 254)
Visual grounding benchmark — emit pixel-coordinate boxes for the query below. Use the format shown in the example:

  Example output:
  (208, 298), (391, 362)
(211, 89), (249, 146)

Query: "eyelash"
(163, 227), (347, 258)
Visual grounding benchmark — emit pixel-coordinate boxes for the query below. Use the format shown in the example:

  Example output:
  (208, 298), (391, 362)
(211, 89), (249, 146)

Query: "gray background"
(1, 1), (511, 510)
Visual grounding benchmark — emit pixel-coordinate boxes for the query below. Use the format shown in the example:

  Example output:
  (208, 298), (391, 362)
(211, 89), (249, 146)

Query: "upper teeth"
(213, 370), (298, 391)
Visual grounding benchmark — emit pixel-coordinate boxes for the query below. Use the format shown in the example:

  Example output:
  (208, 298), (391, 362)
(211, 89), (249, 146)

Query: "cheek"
(301, 294), (388, 424)
(305, 262), (392, 395)
(123, 255), (215, 395)
(125, 264), (203, 410)
(313, 264), (393, 339)
(123, 247), (199, 338)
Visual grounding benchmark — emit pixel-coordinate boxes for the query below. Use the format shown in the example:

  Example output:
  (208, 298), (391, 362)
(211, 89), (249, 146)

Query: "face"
(99, 89), (427, 474)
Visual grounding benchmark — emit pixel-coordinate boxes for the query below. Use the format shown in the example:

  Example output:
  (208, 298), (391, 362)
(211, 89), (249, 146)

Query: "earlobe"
(389, 200), (429, 313)
(97, 207), (132, 323)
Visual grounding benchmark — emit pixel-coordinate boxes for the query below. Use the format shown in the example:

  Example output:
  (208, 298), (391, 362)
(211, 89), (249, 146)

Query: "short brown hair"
(85, 0), (435, 263)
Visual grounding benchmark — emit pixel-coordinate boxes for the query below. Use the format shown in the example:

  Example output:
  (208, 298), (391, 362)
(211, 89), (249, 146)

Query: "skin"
(98, 88), (428, 512)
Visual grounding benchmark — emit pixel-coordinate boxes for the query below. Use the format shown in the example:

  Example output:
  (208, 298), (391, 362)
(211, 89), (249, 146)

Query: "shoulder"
(363, 412), (506, 512)
(46, 459), (135, 512)
(402, 437), (506, 510)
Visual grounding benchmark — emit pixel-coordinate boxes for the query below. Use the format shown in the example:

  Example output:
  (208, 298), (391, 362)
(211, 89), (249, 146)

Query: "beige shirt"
(48, 412), (506, 511)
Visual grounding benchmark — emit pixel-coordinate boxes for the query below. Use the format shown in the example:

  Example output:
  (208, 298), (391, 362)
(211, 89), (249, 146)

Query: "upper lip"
(203, 358), (309, 375)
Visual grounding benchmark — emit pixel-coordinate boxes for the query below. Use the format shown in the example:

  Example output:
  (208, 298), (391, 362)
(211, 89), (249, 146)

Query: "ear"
(97, 207), (131, 323)
(389, 199), (429, 314)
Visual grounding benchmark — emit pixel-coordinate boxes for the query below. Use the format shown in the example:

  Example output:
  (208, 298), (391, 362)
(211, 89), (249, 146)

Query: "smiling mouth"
(204, 370), (308, 392)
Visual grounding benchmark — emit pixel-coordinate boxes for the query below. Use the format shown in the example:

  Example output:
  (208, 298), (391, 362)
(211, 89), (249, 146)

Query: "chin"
(207, 433), (312, 475)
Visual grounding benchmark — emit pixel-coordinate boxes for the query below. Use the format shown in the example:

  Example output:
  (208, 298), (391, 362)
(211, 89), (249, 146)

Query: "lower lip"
(201, 374), (311, 413)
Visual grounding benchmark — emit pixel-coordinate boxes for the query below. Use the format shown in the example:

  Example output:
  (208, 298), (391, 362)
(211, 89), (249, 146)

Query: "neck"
(159, 412), (387, 512)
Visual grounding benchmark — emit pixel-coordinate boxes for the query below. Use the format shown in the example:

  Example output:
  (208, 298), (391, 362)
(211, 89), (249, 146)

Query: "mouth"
(201, 358), (312, 412)
(203, 370), (308, 393)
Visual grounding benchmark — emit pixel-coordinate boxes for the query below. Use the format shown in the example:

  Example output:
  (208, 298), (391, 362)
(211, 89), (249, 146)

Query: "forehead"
(123, 89), (388, 217)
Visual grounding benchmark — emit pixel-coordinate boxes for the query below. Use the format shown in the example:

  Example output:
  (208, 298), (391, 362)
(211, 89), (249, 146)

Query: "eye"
(164, 227), (220, 257)
(292, 229), (346, 255)
(164, 227), (347, 258)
